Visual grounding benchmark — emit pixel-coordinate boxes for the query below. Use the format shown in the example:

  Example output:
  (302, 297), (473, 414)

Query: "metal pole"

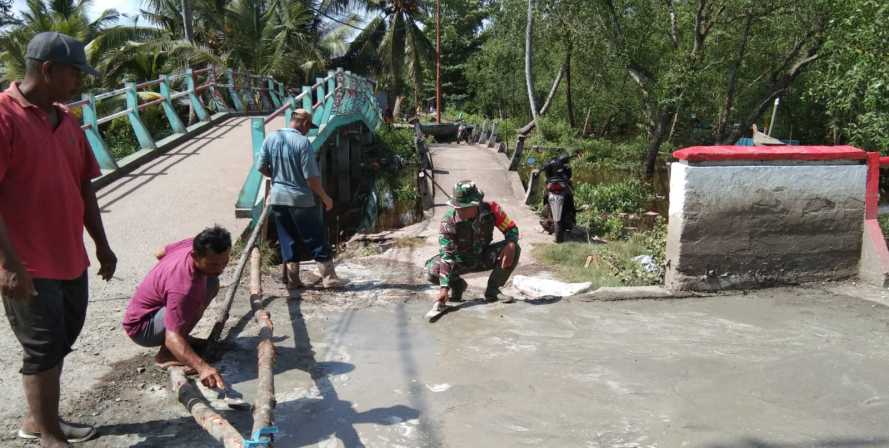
(767, 97), (780, 137)
(435, 0), (442, 124)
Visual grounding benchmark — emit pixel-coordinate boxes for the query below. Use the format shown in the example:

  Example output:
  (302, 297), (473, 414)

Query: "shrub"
(574, 179), (650, 214)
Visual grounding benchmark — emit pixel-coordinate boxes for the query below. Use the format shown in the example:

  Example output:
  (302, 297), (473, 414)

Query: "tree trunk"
(644, 111), (673, 177)
(182, 0), (195, 43)
(524, 0), (539, 123)
(517, 62), (566, 135)
(393, 95), (404, 121)
(565, 38), (575, 128)
(713, 11), (755, 143)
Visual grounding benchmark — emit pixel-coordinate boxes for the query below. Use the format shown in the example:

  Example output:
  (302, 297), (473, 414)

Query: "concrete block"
(666, 162), (866, 291)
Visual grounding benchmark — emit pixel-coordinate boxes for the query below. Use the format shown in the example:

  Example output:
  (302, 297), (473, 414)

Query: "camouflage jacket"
(437, 201), (519, 287)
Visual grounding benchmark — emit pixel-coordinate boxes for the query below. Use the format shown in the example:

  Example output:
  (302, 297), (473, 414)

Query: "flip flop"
(18, 420), (96, 443)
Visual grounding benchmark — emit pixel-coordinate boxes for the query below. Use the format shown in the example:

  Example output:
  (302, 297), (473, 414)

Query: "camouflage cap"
(449, 180), (484, 208)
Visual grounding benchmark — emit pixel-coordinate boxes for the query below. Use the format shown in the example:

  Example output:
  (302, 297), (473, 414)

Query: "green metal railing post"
(125, 82), (156, 150)
(324, 70), (336, 123)
(301, 85), (312, 111)
(226, 69), (245, 112)
(312, 77), (325, 128)
(236, 117), (267, 219)
(278, 82), (285, 105)
(268, 77), (281, 108)
(284, 94), (296, 126)
(81, 92), (117, 171)
(185, 68), (210, 122)
(159, 75), (187, 134)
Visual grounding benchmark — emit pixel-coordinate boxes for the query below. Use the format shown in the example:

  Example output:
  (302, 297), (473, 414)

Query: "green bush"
(580, 209), (626, 240)
(376, 127), (416, 162)
(574, 179), (650, 214)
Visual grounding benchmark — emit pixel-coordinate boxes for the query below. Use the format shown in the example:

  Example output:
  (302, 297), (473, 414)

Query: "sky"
(12, 0), (144, 22)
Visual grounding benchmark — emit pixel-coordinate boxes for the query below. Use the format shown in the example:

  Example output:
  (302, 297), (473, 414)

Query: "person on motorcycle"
(423, 181), (521, 320)
(541, 153), (577, 237)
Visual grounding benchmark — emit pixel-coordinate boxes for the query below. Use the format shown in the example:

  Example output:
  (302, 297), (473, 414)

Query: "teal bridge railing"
(236, 68), (383, 220)
(64, 65), (290, 185)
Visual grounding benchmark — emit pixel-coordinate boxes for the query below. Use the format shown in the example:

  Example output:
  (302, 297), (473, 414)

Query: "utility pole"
(435, 0), (442, 124)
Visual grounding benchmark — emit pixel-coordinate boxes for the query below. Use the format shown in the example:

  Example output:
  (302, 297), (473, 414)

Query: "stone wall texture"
(666, 162), (866, 291)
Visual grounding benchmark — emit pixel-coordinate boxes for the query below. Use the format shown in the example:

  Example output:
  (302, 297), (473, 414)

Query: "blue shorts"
(273, 204), (332, 263)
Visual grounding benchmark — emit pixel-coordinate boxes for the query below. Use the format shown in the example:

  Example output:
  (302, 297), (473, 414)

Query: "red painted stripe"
(673, 145), (866, 162)
(866, 152), (880, 220)
(864, 219), (889, 269)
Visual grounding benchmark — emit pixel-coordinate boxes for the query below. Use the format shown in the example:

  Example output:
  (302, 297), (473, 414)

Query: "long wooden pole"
(169, 367), (244, 448)
(208, 200), (273, 344)
(249, 214), (276, 439)
(435, 0), (442, 124)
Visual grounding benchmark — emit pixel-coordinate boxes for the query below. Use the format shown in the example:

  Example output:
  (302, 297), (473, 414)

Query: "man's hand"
(499, 242), (517, 270)
(437, 287), (450, 303)
(198, 365), (225, 389)
(96, 244), (117, 281)
(0, 263), (35, 300)
(321, 194), (334, 211)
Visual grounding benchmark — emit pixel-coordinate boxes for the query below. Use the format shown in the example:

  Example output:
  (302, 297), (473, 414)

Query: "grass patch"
(533, 219), (666, 287)
(880, 214), (889, 237)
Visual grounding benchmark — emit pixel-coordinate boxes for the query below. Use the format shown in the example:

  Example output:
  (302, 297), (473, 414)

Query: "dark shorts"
(128, 276), (220, 347)
(2, 272), (88, 375)
(273, 204), (332, 263)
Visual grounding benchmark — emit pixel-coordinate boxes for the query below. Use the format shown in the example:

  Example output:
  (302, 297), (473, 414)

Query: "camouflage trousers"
(424, 240), (521, 296)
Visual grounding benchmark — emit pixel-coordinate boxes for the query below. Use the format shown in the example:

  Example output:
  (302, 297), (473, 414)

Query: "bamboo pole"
(169, 367), (244, 448)
(209, 200), (273, 344)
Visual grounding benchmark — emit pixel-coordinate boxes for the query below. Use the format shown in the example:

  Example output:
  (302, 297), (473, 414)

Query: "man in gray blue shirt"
(258, 109), (348, 290)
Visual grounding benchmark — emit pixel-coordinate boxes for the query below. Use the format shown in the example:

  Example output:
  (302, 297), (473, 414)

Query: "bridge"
(1, 65), (889, 448)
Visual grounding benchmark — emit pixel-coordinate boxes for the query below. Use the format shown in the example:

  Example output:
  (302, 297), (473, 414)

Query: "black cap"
(26, 32), (99, 77)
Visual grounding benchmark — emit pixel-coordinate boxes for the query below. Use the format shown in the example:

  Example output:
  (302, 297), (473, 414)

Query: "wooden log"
(169, 367), (244, 448)
(249, 218), (277, 441)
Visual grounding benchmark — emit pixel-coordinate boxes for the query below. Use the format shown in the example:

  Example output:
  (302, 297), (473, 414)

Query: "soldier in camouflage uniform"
(424, 181), (521, 319)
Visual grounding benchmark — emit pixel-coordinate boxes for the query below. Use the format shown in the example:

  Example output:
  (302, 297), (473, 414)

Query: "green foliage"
(375, 127), (416, 162)
(808, 0), (889, 151)
(574, 179), (650, 214)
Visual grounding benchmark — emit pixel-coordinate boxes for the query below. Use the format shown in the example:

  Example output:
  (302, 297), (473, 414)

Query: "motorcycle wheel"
(554, 221), (564, 243)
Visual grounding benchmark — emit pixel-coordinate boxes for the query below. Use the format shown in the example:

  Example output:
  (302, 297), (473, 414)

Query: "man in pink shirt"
(0, 33), (116, 447)
(123, 226), (231, 391)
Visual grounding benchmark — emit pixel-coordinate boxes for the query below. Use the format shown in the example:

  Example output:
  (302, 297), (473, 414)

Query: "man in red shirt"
(0, 32), (116, 447)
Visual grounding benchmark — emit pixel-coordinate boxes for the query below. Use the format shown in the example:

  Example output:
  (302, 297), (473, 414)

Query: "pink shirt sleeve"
(163, 290), (191, 334)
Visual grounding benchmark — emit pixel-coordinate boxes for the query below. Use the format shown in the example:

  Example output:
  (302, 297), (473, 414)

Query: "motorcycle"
(540, 154), (577, 243)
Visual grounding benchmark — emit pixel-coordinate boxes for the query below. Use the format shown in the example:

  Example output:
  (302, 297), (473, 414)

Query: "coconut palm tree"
(0, 0), (159, 84)
(326, 0), (434, 112)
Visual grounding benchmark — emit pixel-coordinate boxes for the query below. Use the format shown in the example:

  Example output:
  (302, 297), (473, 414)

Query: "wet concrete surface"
(206, 281), (889, 448)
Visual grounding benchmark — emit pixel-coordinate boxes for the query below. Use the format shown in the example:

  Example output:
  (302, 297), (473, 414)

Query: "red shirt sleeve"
(0, 117), (11, 183)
